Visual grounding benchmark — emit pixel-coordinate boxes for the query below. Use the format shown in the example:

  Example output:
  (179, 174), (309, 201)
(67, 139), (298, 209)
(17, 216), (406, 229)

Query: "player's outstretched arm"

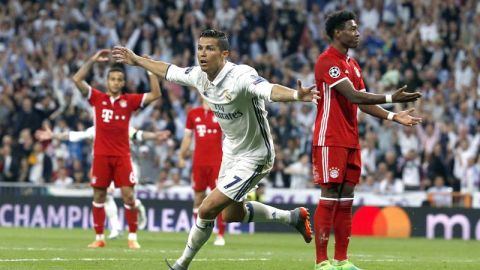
(334, 80), (422, 104)
(359, 105), (422, 126)
(35, 126), (68, 141)
(72, 49), (110, 97)
(141, 130), (171, 144)
(270, 80), (320, 103)
(112, 46), (170, 79)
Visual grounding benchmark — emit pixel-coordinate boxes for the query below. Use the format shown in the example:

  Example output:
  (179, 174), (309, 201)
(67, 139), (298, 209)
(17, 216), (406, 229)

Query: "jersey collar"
(211, 61), (235, 86)
(327, 46), (349, 61)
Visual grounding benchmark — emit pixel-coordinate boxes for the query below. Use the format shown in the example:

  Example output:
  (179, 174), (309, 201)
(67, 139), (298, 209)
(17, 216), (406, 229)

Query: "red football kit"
(185, 107), (222, 192)
(88, 87), (144, 188)
(313, 46), (365, 186)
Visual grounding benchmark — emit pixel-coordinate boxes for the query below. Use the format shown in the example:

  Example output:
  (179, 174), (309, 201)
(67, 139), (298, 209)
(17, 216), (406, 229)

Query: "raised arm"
(72, 49), (110, 97)
(178, 129), (193, 168)
(140, 55), (162, 106)
(334, 81), (421, 104)
(112, 46), (170, 79)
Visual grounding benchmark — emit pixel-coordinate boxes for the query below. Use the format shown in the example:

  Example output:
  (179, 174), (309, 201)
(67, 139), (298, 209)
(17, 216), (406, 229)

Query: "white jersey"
(68, 126), (139, 142)
(166, 61), (275, 163)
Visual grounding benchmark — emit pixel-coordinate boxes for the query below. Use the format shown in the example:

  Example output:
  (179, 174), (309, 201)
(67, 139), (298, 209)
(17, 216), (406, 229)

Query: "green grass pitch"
(0, 227), (478, 270)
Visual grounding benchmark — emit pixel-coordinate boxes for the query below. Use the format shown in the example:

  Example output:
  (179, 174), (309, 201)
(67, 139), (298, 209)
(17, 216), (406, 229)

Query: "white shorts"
(217, 157), (272, 202)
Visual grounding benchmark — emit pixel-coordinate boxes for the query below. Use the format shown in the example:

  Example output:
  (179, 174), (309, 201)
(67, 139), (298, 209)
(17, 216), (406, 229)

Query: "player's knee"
(340, 183), (355, 198)
(198, 201), (220, 219)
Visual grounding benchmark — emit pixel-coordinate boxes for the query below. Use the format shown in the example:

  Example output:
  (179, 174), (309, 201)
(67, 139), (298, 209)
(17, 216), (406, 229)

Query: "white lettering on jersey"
(196, 125), (207, 137)
(101, 109), (114, 123)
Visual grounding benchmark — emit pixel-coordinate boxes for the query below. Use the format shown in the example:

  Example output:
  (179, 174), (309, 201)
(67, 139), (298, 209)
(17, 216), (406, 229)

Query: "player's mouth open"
(200, 60), (207, 65)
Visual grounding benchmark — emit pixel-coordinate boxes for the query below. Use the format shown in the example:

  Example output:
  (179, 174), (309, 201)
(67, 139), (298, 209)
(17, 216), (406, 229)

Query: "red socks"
(334, 200), (353, 261)
(216, 214), (225, 237)
(92, 202), (106, 235)
(314, 199), (335, 263)
(124, 204), (138, 233)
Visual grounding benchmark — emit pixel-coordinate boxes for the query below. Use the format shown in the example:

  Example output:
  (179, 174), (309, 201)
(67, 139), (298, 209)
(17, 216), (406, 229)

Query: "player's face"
(197, 37), (229, 76)
(337, 20), (360, 49)
(107, 71), (125, 96)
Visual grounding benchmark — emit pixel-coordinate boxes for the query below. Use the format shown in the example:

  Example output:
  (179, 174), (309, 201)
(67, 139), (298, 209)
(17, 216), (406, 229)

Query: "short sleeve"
(185, 110), (194, 130)
(238, 69), (274, 101)
(125, 93), (144, 111)
(316, 60), (348, 87)
(88, 87), (102, 105)
(165, 64), (201, 88)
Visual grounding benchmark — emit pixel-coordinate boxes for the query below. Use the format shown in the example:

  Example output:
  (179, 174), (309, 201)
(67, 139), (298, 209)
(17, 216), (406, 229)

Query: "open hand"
(112, 46), (138, 65)
(35, 126), (53, 141)
(296, 80), (320, 104)
(392, 85), (422, 103)
(91, 49), (110, 62)
(393, 108), (422, 126)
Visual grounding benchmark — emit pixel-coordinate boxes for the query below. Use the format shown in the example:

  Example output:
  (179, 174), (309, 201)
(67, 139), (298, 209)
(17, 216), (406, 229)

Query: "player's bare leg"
(88, 187), (107, 248)
(168, 188), (312, 270)
(121, 186), (140, 249)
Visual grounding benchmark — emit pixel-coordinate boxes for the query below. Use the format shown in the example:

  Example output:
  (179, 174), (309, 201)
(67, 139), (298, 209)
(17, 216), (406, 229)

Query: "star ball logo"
(329, 66), (340, 78)
(352, 206), (411, 238)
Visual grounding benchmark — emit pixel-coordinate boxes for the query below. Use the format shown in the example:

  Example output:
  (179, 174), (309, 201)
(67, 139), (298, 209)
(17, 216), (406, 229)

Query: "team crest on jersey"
(329, 167), (340, 179)
(119, 100), (127, 108)
(354, 66), (360, 77)
(102, 101), (107, 105)
(195, 117), (201, 122)
(212, 116), (218, 122)
(329, 66), (341, 78)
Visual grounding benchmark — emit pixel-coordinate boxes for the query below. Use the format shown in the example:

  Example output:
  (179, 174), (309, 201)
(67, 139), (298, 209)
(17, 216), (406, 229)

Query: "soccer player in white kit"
(113, 29), (319, 270)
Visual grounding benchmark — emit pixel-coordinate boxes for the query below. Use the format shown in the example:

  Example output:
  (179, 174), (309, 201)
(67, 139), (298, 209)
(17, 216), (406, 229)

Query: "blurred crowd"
(0, 0), (479, 199)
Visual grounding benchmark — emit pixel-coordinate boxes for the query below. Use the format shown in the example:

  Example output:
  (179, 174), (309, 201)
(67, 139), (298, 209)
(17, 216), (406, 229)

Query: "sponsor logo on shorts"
(91, 176), (97, 185)
(329, 167), (339, 178)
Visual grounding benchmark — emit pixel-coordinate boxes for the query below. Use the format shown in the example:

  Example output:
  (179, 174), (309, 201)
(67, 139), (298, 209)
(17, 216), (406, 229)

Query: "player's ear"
(222, 50), (230, 58)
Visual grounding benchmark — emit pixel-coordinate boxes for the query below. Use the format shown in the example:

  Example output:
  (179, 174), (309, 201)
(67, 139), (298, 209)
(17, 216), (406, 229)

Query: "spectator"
(427, 176), (453, 207)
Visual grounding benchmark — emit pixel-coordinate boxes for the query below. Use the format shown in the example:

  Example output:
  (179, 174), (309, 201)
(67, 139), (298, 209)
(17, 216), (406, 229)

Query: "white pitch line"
(0, 258), (143, 262)
(0, 257), (270, 263)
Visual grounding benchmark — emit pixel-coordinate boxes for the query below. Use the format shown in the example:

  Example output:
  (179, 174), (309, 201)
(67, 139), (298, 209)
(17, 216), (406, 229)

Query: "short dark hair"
(325, 11), (357, 40)
(199, 29), (230, 51)
(107, 65), (126, 79)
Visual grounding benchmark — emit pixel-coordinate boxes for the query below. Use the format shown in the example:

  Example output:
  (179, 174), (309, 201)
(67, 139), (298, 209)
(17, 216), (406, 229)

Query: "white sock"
(176, 217), (214, 268)
(96, 234), (105, 241)
(104, 196), (121, 231)
(242, 201), (291, 224)
(135, 199), (142, 208)
(128, 233), (137, 241)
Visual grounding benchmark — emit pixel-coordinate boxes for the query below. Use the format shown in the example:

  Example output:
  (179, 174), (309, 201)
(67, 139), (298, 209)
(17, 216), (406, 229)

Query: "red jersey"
(186, 107), (222, 166)
(88, 87), (144, 156)
(313, 46), (366, 149)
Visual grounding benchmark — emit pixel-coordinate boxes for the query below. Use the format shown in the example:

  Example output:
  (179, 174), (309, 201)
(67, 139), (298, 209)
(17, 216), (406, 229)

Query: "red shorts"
(90, 155), (135, 188)
(312, 146), (361, 187)
(191, 164), (221, 192)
